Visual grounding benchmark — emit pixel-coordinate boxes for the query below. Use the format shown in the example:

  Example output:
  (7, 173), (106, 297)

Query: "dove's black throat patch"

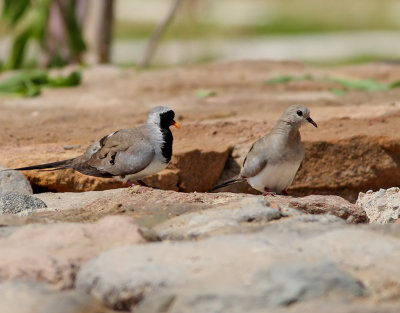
(159, 110), (175, 162)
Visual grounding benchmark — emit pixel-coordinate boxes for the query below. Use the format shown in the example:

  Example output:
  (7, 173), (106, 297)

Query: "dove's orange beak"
(171, 120), (180, 129)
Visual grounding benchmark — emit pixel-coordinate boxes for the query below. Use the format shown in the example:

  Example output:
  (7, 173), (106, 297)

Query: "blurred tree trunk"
(43, 0), (87, 67)
(84, 0), (114, 64)
(139, 0), (183, 68)
(97, 0), (114, 63)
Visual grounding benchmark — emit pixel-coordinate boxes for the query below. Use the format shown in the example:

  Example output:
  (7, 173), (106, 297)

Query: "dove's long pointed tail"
(210, 177), (246, 192)
(12, 159), (75, 171)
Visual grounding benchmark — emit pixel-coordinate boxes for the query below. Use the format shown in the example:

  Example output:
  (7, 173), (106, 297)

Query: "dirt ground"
(1, 60), (400, 200)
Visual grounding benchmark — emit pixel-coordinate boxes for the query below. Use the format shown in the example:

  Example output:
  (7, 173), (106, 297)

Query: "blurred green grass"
(114, 16), (400, 41)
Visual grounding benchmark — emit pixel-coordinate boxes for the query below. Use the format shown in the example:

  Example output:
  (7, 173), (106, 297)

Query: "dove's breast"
(248, 159), (302, 193)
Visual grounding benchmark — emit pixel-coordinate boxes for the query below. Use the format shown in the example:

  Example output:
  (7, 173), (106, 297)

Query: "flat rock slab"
(154, 197), (283, 240)
(76, 219), (400, 311)
(32, 187), (367, 226)
(136, 262), (366, 313)
(0, 215), (144, 288)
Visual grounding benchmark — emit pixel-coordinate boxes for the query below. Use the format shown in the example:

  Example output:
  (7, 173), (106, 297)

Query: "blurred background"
(1, 0), (400, 71)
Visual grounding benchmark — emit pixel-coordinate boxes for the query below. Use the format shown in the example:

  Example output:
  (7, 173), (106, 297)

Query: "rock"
(0, 215), (144, 288)
(272, 195), (369, 223)
(32, 187), (265, 225)
(0, 167), (32, 195)
(76, 221), (400, 311)
(0, 192), (47, 215)
(356, 188), (400, 223)
(0, 280), (110, 313)
(273, 299), (400, 313)
(169, 144), (233, 192)
(31, 188), (363, 226)
(142, 169), (180, 191)
(63, 144), (81, 150)
(154, 197), (282, 240)
(136, 262), (366, 313)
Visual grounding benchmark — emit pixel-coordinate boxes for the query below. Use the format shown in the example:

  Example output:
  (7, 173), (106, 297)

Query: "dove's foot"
(263, 187), (276, 196)
(281, 190), (289, 196)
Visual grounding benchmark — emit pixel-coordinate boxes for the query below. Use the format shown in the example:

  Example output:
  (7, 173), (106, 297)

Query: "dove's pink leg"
(263, 187), (276, 196)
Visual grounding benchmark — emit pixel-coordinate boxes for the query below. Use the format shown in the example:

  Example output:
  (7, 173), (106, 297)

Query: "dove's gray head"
(280, 104), (317, 128)
(147, 106), (180, 129)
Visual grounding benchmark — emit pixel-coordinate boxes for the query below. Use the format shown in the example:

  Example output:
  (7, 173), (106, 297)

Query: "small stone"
(63, 144), (81, 150)
(0, 192), (47, 215)
(0, 166), (32, 195)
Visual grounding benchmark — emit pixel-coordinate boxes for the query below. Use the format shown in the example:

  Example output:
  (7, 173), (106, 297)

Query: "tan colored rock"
(0, 215), (144, 288)
(291, 136), (400, 202)
(272, 194), (368, 223)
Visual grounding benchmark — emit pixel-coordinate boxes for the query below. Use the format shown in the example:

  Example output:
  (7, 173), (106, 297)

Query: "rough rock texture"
(0, 280), (110, 313)
(0, 192), (47, 215)
(136, 262), (366, 313)
(0, 167), (32, 195)
(30, 187), (367, 225)
(154, 197), (283, 240)
(76, 218), (400, 311)
(25, 186), (367, 227)
(357, 187), (400, 223)
(274, 194), (369, 223)
(0, 215), (144, 288)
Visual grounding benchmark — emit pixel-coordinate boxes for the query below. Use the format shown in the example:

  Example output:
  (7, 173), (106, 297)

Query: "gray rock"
(254, 262), (366, 305)
(0, 167), (32, 195)
(357, 187), (400, 223)
(0, 280), (108, 313)
(0, 192), (47, 215)
(76, 220), (400, 311)
(136, 262), (366, 313)
(154, 198), (282, 240)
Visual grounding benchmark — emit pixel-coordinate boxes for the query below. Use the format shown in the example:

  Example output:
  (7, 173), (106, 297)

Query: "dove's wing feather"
(72, 126), (155, 177)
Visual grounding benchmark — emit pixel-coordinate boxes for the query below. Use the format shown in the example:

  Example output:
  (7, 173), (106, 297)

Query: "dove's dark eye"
(297, 110), (303, 116)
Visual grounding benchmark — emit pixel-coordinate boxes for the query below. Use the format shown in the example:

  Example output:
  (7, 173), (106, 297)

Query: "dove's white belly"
(117, 158), (168, 182)
(248, 161), (301, 193)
